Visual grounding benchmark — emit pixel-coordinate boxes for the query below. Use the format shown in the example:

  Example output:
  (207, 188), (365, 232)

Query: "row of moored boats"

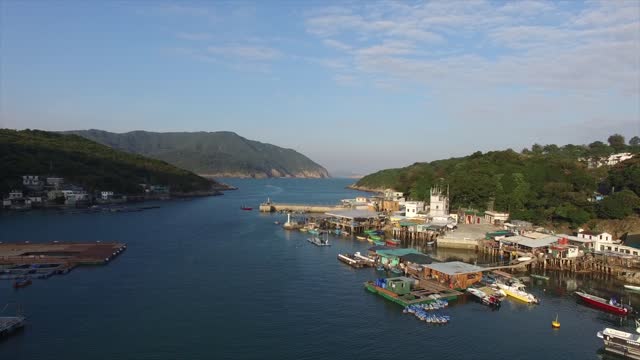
(404, 302), (451, 324)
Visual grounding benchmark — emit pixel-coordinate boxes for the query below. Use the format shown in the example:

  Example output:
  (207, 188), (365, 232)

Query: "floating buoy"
(552, 314), (560, 328)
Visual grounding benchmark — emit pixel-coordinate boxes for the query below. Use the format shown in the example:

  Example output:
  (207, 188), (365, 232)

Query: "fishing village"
(263, 186), (640, 358)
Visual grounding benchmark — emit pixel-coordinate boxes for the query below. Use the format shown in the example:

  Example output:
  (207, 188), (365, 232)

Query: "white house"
(46, 177), (64, 189)
(101, 191), (114, 200)
(383, 189), (404, 201)
(62, 190), (88, 202)
(429, 186), (449, 217)
(484, 211), (509, 225)
(605, 153), (634, 166)
(28, 196), (42, 203)
(22, 175), (40, 186)
(404, 201), (425, 218)
(578, 231), (613, 243)
(8, 190), (23, 199)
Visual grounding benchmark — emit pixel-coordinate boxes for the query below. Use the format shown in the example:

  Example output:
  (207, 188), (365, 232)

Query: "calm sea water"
(0, 178), (637, 359)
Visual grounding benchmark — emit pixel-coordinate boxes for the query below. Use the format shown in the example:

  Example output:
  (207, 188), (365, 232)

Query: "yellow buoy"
(552, 314), (560, 328)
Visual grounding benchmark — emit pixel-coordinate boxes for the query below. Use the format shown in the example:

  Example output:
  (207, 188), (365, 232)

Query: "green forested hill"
(355, 136), (640, 227)
(0, 129), (221, 194)
(67, 129), (330, 178)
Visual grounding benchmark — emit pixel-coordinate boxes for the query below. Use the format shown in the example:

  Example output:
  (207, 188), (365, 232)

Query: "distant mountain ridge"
(67, 130), (330, 179)
(0, 129), (228, 195)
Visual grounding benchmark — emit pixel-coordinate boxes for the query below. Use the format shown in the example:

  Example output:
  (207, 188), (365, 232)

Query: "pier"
(260, 202), (344, 213)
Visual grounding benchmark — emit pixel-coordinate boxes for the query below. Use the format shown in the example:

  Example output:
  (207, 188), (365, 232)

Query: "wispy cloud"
(207, 44), (281, 61)
(304, 1), (640, 96)
(176, 32), (212, 41)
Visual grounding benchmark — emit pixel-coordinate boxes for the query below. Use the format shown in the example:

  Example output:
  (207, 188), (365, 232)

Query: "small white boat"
(517, 256), (532, 262)
(625, 285), (640, 292)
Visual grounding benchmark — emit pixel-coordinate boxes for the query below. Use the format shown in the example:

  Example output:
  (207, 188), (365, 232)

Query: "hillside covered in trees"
(67, 129), (330, 178)
(0, 129), (225, 194)
(354, 134), (640, 227)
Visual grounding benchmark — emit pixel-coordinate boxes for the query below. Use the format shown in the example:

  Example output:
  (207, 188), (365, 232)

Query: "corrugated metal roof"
(425, 261), (485, 275)
(376, 248), (424, 257)
(502, 235), (559, 248)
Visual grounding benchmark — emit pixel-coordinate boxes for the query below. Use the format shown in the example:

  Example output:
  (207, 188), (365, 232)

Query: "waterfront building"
(384, 277), (414, 295)
(484, 211), (509, 225)
(404, 201), (425, 218)
(423, 261), (484, 289)
(383, 189), (404, 202)
(461, 209), (484, 224)
(46, 177), (64, 189)
(101, 191), (114, 200)
(8, 190), (23, 200)
(428, 186), (449, 217)
(558, 234), (595, 250)
(22, 175), (43, 189)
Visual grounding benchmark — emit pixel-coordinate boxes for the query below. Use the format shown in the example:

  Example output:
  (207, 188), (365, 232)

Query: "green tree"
(630, 136), (640, 146)
(608, 134), (626, 152)
(597, 190), (640, 219)
(531, 144), (543, 154)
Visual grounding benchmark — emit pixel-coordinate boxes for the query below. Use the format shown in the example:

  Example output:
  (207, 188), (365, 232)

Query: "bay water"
(0, 179), (636, 359)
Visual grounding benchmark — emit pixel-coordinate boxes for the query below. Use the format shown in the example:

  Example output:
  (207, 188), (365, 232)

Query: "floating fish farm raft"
(364, 277), (462, 307)
(0, 242), (126, 280)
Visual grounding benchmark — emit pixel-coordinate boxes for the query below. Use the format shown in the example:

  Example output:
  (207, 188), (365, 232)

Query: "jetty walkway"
(259, 202), (344, 213)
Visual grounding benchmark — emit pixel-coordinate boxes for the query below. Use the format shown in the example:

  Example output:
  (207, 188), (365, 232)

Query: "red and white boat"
(575, 291), (632, 316)
(240, 206), (253, 211)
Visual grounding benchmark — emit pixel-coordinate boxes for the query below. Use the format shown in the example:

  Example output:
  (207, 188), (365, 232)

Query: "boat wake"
(265, 185), (283, 195)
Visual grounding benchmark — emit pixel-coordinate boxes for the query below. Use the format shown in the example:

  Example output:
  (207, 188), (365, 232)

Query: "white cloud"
(322, 39), (351, 51)
(176, 32), (212, 41)
(304, 1), (640, 97)
(207, 45), (281, 61)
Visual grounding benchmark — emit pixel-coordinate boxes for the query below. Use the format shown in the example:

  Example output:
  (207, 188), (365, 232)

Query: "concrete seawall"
(259, 203), (345, 213)
(436, 237), (479, 250)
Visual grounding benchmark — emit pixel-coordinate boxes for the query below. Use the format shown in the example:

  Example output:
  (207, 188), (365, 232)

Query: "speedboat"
(497, 281), (539, 304)
(625, 285), (640, 292)
(575, 291), (631, 316)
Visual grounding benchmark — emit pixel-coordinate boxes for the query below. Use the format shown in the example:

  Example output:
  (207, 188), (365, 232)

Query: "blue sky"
(1, 1), (639, 175)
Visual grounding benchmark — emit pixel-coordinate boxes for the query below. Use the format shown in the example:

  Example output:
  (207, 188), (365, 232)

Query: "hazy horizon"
(1, 1), (639, 175)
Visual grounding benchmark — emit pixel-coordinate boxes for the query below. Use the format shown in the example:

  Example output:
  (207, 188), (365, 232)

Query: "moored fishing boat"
(386, 239), (401, 246)
(337, 253), (363, 268)
(373, 240), (386, 246)
(13, 277), (32, 289)
(597, 328), (640, 359)
(354, 252), (375, 263)
(356, 236), (367, 241)
(575, 291), (631, 316)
